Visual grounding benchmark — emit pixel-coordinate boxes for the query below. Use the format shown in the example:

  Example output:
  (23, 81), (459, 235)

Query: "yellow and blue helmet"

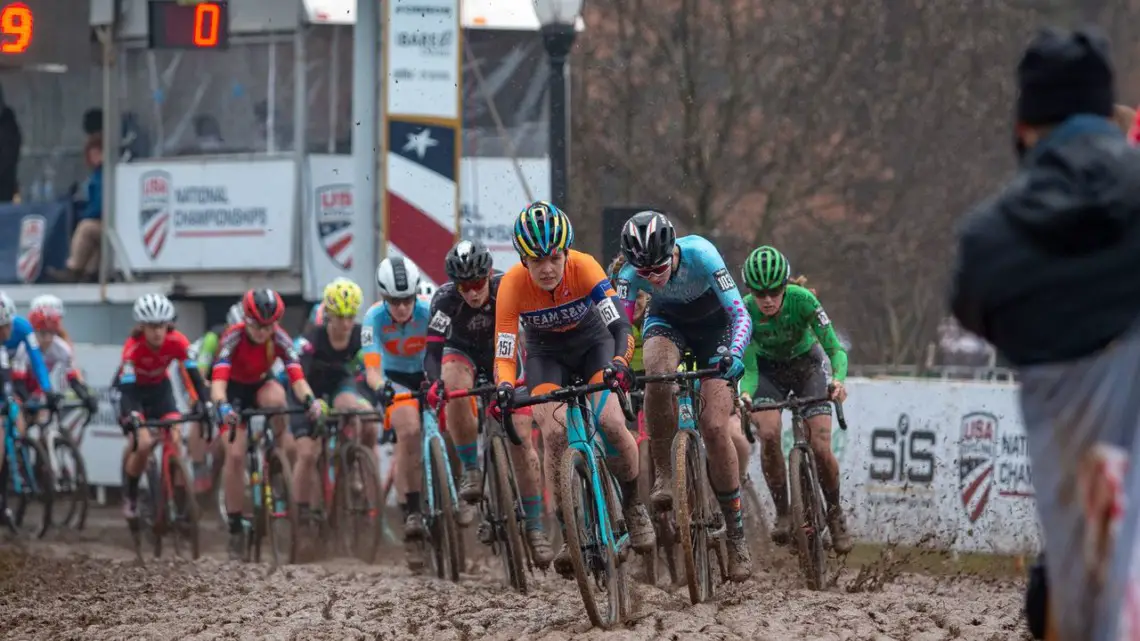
(513, 200), (573, 259)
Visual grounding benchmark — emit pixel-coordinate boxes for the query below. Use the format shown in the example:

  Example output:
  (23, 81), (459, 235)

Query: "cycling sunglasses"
(456, 277), (489, 293)
(385, 296), (417, 307)
(635, 261), (671, 278)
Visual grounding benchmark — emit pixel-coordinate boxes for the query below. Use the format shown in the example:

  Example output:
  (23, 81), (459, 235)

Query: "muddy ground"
(0, 508), (1027, 641)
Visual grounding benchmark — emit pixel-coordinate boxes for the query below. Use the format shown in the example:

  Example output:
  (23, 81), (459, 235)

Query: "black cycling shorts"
(642, 308), (732, 367)
(120, 377), (181, 421)
(751, 348), (832, 418)
(226, 378), (271, 412)
(525, 335), (613, 390)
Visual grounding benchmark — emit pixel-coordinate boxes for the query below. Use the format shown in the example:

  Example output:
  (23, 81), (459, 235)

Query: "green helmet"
(742, 246), (790, 290)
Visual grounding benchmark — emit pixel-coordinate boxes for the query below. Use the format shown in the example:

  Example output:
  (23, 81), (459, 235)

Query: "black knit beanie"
(1017, 27), (1114, 126)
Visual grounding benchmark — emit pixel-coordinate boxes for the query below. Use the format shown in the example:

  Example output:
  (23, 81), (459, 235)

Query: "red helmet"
(241, 288), (285, 325)
(28, 308), (61, 333)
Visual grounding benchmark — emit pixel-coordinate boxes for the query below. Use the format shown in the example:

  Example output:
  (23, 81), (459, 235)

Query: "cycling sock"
(228, 512), (244, 535)
(126, 474), (140, 501)
(716, 488), (744, 537)
(522, 495), (544, 531)
(455, 442), (479, 471)
(405, 492), (421, 514)
(619, 478), (639, 512)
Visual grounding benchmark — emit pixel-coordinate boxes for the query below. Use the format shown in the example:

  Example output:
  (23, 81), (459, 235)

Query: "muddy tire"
(164, 454), (201, 560)
(788, 446), (826, 590)
(559, 447), (623, 629)
(12, 437), (54, 539)
(52, 435), (88, 531)
(674, 429), (714, 604)
(428, 438), (462, 582)
(263, 448), (299, 568)
(334, 443), (383, 563)
(489, 437), (528, 593)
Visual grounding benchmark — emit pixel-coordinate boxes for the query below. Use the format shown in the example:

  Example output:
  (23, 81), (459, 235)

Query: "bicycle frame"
(2, 400), (34, 496)
(133, 412), (207, 530)
(26, 402), (90, 491)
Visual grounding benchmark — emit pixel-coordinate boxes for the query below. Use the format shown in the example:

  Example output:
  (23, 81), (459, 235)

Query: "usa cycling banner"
(0, 199), (70, 285)
(113, 160), (295, 271)
(382, 0), (462, 285)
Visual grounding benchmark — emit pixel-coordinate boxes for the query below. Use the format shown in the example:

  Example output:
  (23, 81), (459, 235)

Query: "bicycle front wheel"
(559, 447), (623, 629)
(788, 445), (827, 590)
(164, 454), (201, 560)
(52, 434), (88, 530)
(426, 438), (463, 580)
(263, 448), (299, 568)
(489, 437), (528, 593)
(12, 437), (54, 539)
(673, 429), (714, 604)
(334, 443), (383, 563)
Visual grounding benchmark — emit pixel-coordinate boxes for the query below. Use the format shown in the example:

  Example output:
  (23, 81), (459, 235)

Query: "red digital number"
(193, 2), (220, 48)
(0, 3), (33, 54)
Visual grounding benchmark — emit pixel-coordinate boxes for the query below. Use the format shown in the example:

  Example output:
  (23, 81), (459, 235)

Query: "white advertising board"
(113, 160), (296, 271)
(303, 155), (374, 300)
(459, 157), (548, 273)
(385, 0), (462, 120)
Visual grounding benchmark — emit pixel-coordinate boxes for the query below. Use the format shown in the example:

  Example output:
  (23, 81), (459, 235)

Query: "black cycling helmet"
(445, 239), (493, 282)
(620, 210), (676, 268)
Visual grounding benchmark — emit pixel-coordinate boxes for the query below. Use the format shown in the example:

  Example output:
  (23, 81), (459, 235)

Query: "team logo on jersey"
(959, 411), (998, 523)
(429, 311), (451, 334)
(16, 215), (45, 284)
(139, 170), (172, 260)
(712, 268), (735, 292)
(316, 184), (354, 269)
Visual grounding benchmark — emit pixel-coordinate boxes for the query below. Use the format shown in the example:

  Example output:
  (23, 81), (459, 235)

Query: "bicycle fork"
(567, 401), (629, 559)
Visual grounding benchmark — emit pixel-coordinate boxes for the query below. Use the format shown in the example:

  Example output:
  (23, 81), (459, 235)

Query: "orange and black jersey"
(493, 250), (634, 383)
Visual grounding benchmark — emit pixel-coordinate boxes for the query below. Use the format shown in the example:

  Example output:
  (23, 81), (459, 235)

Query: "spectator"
(193, 114), (225, 153)
(47, 135), (103, 283)
(82, 107), (102, 136)
(0, 84), (22, 202)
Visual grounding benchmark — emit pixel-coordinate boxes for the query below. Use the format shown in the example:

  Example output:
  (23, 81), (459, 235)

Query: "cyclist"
(292, 278), (373, 524)
(612, 210), (754, 581)
(425, 239), (553, 566)
(211, 288), (323, 560)
(493, 201), (654, 577)
(189, 302), (243, 373)
(737, 245), (851, 553)
(0, 292), (58, 433)
(116, 294), (211, 525)
(361, 256), (433, 569)
(13, 296), (99, 418)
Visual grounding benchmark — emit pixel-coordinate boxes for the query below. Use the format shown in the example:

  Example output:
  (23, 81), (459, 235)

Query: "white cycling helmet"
(376, 256), (421, 298)
(133, 294), (176, 324)
(30, 294), (64, 317)
(418, 280), (436, 299)
(0, 292), (15, 326)
(225, 301), (244, 327)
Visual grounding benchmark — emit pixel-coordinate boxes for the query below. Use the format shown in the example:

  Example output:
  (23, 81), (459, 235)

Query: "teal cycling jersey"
(360, 299), (431, 374)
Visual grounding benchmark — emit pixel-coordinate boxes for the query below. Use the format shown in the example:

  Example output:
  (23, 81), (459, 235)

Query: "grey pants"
(1020, 330), (1140, 641)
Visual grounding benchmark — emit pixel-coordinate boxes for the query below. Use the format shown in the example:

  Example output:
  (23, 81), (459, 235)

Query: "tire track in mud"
(0, 509), (1027, 640)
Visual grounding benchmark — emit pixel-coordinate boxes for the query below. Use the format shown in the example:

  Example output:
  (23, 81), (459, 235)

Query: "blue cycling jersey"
(614, 235), (751, 359)
(3, 316), (53, 393)
(360, 299), (431, 374)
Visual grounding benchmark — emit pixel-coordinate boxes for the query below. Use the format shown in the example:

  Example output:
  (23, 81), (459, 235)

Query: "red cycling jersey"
(117, 330), (193, 386)
(213, 323), (304, 385)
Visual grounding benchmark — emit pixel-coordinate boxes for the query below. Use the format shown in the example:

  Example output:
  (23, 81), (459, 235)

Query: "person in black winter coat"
(0, 83), (22, 202)
(950, 27), (1140, 641)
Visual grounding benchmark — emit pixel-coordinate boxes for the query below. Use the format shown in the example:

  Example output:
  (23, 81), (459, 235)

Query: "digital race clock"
(147, 1), (229, 50)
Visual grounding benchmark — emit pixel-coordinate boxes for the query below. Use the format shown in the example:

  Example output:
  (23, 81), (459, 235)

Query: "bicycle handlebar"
(22, 401), (93, 429)
(226, 406), (310, 443)
(506, 378), (637, 427)
(635, 367), (724, 385)
(127, 412), (208, 452)
(746, 395), (848, 431)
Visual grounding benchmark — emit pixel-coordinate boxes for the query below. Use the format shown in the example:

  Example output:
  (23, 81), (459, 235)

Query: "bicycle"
(309, 404), (386, 563)
(390, 383), (466, 581)
(1, 397), (54, 538)
(745, 389), (847, 590)
(438, 379), (533, 592)
(228, 404), (305, 568)
(24, 400), (90, 531)
(504, 375), (637, 629)
(636, 360), (732, 604)
(126, 411), (210, 562)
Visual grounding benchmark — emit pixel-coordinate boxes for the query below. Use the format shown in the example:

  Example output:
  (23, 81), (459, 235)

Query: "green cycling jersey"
(741, 284), (848, 392)
(188, 325), (224, 375)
